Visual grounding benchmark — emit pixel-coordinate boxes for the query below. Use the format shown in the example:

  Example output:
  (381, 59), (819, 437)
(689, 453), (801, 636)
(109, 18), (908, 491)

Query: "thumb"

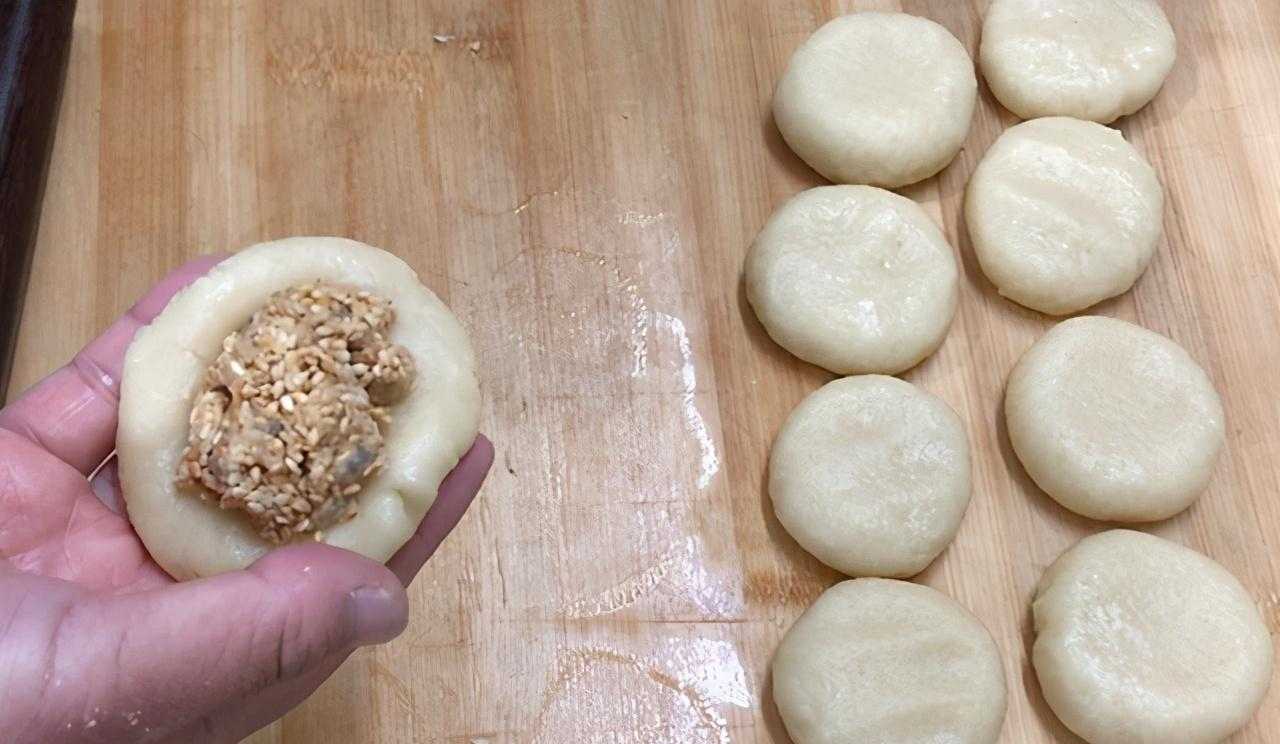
(51, 544), (406, 740)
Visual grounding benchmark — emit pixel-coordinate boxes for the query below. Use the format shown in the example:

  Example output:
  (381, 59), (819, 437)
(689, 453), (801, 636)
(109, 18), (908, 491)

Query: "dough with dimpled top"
(773, 11), (977, 187)
(966, 117), (1163, 315)
(746, 185), (958, 375)
(980, 0), (1176, 123)
(1005, 316), (1223, 522)
(1033, 529), (1273, 744)
(773, 578), (1007, 744)
(769, 375), (971, 578)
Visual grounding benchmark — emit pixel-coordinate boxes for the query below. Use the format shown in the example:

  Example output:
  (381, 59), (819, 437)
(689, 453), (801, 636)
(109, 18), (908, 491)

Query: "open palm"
(0, 256), (493, 743)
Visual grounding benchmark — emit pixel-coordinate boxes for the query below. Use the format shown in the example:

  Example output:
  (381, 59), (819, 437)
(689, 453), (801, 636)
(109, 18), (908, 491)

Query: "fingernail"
(347, 585), (408, 645)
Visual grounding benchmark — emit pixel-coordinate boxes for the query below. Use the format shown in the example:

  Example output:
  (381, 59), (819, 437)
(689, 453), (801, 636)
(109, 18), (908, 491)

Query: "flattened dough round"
(980, 0), (1177, 123)
(746, 186), (959, 375)
(1033, 530), (1273, 744)
(774, 578), (1007, 744)
(773, 12), (977, 187)
(119, 237), (481, 580)
(769, 375), (971, 578)
(966, 117), (1163, 315)
(1006, 316), (1223, 522)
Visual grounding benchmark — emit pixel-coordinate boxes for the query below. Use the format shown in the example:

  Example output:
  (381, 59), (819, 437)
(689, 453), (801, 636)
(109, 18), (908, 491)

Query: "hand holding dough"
(119, 238), (481, 580)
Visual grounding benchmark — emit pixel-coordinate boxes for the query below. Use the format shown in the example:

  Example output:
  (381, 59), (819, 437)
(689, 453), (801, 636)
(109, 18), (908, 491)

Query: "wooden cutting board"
(9, 1), (1279, 742)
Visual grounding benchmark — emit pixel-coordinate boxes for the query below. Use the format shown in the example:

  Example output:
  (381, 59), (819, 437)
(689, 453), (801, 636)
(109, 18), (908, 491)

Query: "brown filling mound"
(177, 282), (417, 543)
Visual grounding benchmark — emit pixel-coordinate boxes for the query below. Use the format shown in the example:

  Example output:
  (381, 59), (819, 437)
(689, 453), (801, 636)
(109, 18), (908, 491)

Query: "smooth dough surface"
(769, 375), (971, 578)
(980, 0), (1176, 123)
(773, 11), (977, 187)
(966, 117), (1163, 315)
(774, 579), (1007, 744)
(119, 237), (481, 580)
(746, 186), (958, 375)
(1033, 530), (1273, 744)
(1005, 316), (1223, 522)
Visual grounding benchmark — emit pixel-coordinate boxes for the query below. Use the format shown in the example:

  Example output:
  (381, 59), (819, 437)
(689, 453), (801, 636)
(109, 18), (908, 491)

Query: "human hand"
(0, 256), (494, 743)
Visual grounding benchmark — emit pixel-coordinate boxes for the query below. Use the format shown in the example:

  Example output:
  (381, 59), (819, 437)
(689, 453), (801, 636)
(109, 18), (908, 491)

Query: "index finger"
(387, 435), (494, 586)
(0, 254), (226, 475)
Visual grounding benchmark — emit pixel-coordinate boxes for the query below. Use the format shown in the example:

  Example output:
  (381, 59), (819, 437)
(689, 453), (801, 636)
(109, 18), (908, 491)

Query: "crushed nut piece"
(177, 282), (417, 544)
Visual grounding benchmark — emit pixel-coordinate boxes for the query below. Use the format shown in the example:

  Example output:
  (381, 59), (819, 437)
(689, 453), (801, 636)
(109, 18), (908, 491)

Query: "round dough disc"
(980, 0), (1177, 123)
(773, 11), (977, 188)
(1005, 316), (1223, 522)
(746, 185), (959, 375)
(966, 117), (1164, 315)
(769, 375), (971, 578)
(774, 578), (1007, 744)
(118, 237), (481, 580)
(1033, 530), (1273, 744)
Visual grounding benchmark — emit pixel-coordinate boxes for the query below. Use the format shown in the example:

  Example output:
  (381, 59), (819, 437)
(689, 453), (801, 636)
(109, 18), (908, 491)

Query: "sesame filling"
(176, 282), (417, 544)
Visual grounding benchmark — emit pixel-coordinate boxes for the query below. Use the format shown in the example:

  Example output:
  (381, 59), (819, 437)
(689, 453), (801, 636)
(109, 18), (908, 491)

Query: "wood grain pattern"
(8, 1), (1279, 742)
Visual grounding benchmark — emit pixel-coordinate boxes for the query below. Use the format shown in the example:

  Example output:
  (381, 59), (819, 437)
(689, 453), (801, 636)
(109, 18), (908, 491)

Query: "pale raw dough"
(118, 237), (481, 580)
(1033, 530), (1273, 744)
(773, 12), (977, 188)
(745, 186), (959, 375)
(966, 117), (1163, 315)
(1005, 316), (1223, 522)
(774, 579), (1007, 744)
(769, 375), (971, 578)
(980, 0), (1177, 123)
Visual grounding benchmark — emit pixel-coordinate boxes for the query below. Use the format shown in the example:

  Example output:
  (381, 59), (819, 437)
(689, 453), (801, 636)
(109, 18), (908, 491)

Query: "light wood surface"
(9, 1), (1280, 742)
